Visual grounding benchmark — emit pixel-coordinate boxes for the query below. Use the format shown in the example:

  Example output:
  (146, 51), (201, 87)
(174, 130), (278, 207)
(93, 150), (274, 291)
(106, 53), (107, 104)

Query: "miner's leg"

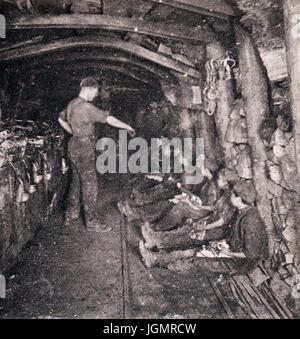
(118, 198), (173, 223)
(154, 203), (210, 232)
(190, 226), (227, 242)
(79, 147), (111, 233)
(139, 240), (196, 268)
(141, 221), (205, 250)
(65, 160), (81, 222)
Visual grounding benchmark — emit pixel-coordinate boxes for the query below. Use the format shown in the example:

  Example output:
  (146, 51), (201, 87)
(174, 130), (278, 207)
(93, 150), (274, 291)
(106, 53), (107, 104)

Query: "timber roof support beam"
(20, 63), (156, 86)
(6, 14), (216, 44)
(6, 53), (178, 83)
(0, 36), (202, 78)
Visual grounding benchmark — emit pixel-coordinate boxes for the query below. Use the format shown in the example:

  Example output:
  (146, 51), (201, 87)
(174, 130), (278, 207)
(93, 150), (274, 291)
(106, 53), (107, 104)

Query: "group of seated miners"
(118, 166), (269, 274)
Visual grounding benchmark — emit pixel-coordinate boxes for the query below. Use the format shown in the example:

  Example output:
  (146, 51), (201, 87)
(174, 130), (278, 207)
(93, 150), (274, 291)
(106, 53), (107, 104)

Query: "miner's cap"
(233, 181), (257, 205)
(80, 77), (99, 88)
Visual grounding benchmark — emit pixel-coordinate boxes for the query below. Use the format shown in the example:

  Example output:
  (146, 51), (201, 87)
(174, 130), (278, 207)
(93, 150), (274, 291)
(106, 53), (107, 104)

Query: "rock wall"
(0, 140), (67, 272)
(159, 20), (300, 302)
(203, 26), (299, 299)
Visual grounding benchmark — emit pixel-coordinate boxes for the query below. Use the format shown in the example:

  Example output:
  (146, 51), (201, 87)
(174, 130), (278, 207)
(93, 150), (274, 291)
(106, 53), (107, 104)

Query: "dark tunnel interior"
(2, 45), (174, 142)
(1, 0), (300, 320)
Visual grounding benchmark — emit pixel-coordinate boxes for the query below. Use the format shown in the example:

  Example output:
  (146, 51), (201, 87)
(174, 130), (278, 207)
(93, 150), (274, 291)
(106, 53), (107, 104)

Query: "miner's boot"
(62, 210), (83, 233)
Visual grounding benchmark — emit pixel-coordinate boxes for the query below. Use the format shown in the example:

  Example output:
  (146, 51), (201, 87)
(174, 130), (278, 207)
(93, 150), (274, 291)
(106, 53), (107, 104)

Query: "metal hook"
(21, 159), (31, 187)
(224, 51), (236, 69)
(8, 161), (18, 180)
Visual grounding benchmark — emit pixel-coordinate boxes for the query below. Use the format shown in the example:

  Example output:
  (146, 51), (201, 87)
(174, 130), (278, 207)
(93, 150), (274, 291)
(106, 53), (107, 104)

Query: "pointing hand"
(128, 129), (136, 137)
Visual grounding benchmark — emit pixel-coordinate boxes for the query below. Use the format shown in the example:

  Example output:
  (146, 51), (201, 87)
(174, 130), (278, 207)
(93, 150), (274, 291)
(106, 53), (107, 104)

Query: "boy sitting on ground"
(139, 181), (268, 273)
(141, 168), (236, 251)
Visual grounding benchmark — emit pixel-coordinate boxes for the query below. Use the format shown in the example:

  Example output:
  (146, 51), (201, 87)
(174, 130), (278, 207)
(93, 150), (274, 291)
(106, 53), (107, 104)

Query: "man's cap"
(233, 181), (257, 205)
(80, 77), (99, 88)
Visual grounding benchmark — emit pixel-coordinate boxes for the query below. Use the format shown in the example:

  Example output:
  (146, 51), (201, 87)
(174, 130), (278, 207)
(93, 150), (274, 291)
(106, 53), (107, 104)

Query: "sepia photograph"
(0, 0), (300, 322)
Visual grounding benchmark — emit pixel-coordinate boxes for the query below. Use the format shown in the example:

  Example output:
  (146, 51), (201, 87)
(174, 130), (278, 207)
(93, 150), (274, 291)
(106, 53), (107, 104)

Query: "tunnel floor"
(0, 174), (295, 319)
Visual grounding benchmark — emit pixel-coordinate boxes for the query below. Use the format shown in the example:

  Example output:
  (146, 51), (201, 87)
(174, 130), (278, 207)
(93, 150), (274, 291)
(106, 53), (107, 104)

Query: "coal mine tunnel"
(0, 0), (300, 320)
(5, 46), (166, 129)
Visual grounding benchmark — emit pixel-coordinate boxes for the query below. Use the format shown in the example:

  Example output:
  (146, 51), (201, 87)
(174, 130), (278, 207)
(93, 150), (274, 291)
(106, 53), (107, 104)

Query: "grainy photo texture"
(0, 0), (300, 320)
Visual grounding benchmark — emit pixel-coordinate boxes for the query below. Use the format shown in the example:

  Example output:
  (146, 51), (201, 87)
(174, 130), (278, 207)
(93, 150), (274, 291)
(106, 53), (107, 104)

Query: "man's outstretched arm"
(106, 116), (135, 136)
(58, 117), (73, 135)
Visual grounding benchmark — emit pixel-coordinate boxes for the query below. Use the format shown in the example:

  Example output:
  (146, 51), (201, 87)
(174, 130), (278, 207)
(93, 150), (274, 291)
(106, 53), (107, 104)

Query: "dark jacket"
(228, 207), (268, 260)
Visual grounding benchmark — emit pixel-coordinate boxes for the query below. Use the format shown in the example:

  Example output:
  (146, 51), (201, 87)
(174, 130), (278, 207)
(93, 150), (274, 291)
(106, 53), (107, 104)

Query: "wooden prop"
(235, 24), (276, 257)
(283, 0), (300, 272)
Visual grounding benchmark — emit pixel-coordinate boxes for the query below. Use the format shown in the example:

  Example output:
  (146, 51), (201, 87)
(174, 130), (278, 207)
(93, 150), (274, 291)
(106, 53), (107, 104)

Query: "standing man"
(58, 77), (135, 233)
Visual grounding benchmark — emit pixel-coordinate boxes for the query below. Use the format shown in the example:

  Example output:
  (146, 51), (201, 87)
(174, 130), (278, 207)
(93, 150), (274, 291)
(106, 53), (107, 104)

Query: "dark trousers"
(155, 225), (227, 250)
(67, 136), (100, 227)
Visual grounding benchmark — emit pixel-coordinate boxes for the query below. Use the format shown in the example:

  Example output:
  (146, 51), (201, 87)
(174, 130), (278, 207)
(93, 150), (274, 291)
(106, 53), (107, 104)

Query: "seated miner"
(189, 168), (237, 242)
(139, 182), (268, 270)
(152, 169), (221, 232)
(225, 182), (269, 261)
(117, 173), (181, 224)
(58, 77), (135, 233)
(140, 168), (236, 251)
(192, 180), (269, 262)
(131, 173), (180, 207)
(118, 168), (214, 229)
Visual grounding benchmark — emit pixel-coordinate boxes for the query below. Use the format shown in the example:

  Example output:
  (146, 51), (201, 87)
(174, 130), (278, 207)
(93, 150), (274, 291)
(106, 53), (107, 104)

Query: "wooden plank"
(259, 284), (290, 319)
(237, 276), (277, 319)
(7, 14), (216, 44)
(149, 0), (237, 19)
(208, 278), (235, 319)
(243, 275), (281, 319)
(232, 276), (269, 319)
(0, 36), (202, 78)
(231, 277), (260, 318)
(1, 0), (18, 6)
(260, 283), (293, 319)
(259, 47), (288, 82)
(222, 260), (258, 319)
(229, 278), (257, 319)
(0, 36), (44, 53)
